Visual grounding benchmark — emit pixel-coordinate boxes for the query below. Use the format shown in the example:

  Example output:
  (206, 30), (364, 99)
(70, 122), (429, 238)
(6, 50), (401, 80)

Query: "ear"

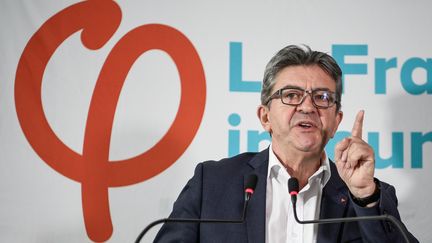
(331, 110), (343, 138)
(257, 105), (272, 133)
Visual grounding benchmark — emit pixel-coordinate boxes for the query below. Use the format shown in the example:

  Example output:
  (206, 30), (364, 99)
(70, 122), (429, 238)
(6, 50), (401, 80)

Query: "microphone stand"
(292, 199), (411, 243)
(134, 199), (250, 243)
(135, 174), (257, 243)
(288, 177), (412, 243)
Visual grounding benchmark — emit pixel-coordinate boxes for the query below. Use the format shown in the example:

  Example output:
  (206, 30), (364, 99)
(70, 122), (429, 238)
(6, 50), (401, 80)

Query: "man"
(154, 45), (418, 242)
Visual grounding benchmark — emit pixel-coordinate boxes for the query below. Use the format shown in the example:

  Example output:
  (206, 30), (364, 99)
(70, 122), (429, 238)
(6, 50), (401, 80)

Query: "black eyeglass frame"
(265, 87), (339, 109)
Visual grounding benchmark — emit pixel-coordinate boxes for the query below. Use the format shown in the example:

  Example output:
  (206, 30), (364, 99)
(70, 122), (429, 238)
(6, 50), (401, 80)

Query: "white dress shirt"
(265, 145), (331, 243)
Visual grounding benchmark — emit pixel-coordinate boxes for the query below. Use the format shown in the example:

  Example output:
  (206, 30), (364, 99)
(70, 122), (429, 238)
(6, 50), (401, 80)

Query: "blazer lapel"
(317, 161), (350, 243)
(244, 149), (269, 243)
(241, 153), (350, 243)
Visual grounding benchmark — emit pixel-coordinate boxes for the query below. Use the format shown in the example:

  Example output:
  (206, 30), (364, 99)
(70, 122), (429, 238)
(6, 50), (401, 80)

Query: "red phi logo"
(14, 0), (206, 241)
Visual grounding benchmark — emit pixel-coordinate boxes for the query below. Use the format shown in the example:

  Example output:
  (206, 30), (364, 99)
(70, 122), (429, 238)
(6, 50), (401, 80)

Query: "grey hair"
(261, 45), (342, 111)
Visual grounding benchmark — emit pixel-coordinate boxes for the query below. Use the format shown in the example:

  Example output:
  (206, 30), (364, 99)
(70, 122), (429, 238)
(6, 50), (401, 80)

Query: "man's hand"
(334, 110), (376, 198)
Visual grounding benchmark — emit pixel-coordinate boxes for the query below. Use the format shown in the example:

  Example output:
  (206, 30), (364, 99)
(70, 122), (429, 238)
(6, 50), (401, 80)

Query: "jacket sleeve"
(153, 163), (204, 243)
(351, 180), (419, 243)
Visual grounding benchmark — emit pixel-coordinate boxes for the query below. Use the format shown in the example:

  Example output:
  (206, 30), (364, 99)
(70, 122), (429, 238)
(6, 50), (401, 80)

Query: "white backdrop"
(1, 0), (431, 242)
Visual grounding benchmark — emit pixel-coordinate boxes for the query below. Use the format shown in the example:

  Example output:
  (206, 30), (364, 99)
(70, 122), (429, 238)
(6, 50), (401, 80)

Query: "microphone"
(135, 174), (258, 243)
(287, 177), (412, 243)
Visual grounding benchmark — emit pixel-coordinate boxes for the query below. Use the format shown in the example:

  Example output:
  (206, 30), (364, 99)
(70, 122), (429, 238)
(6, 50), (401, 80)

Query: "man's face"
(258, 65), (343, 155)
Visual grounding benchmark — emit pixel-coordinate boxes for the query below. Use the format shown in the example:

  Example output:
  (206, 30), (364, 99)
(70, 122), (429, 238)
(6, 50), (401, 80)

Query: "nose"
(296, 93), (316, 113)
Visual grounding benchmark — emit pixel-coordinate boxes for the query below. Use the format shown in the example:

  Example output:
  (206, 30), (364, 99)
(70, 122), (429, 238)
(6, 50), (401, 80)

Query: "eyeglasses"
(265, 87), (338, 109)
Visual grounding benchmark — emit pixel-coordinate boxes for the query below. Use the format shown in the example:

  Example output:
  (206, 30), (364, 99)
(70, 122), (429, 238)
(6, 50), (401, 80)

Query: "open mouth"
(296, 121), (316, 129)
(299, 123), (313, 128)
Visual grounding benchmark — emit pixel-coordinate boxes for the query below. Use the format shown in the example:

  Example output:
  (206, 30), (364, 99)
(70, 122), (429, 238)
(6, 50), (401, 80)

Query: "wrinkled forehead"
(272, 65), (337, 92)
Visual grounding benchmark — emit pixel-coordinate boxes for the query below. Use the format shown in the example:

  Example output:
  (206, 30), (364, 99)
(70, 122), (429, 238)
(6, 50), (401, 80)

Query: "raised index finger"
(351, 110), (364, 138)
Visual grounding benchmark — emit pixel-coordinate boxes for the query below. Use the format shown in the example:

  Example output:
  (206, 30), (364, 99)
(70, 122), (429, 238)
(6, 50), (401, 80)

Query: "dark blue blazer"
(155, 149), (418, 243)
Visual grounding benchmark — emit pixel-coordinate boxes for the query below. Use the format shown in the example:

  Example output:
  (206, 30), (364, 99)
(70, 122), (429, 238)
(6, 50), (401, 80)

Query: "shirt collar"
(267, 144), (331, 188)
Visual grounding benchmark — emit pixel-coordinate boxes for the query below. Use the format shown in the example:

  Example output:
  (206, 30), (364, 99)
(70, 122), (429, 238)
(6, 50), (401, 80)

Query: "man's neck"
(271, 145), (323, 190)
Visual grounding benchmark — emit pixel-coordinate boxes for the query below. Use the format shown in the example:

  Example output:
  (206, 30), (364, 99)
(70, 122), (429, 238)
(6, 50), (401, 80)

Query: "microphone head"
(245, 174), (258, 194)
(288, 177), (299, 195)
